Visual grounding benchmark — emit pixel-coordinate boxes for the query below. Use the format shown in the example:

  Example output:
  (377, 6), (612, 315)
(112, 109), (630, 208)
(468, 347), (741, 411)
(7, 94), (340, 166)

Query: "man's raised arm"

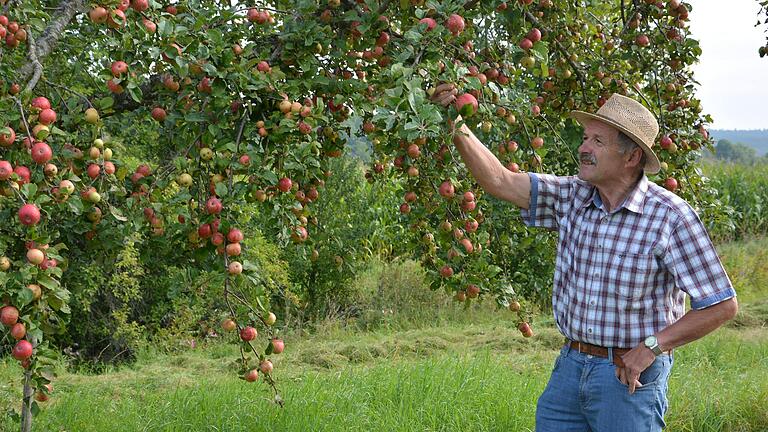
(431, 83), (531, 209)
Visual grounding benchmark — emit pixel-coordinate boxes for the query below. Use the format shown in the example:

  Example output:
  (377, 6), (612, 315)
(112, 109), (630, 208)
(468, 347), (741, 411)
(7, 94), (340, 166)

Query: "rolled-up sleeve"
(664, 211), (736, 309)
(520, 174), (575, 230)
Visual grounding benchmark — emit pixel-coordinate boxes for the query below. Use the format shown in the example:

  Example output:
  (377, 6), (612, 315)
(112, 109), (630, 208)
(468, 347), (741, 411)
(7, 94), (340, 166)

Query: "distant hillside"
(709, 130), (768, 156)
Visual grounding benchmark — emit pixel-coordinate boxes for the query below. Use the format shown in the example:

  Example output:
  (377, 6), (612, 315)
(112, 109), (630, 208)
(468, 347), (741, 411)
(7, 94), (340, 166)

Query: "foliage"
(711, 139), (759, 164)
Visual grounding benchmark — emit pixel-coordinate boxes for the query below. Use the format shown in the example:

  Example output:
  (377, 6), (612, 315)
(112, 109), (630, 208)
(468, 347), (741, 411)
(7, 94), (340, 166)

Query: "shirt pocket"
(608, 252), (657, 300)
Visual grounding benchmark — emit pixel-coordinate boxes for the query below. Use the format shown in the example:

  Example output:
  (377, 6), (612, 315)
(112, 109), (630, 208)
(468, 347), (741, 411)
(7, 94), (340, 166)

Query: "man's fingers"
(436, 94), (455, 107)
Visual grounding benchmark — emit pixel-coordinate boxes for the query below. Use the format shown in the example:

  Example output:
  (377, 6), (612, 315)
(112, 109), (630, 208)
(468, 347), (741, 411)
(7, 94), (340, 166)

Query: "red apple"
(271, 338), (285, 354)
(527, 28), (542, 42)
(10, 322), (26, 340)
(227, 228), (243, 243)
(1, 306), (19, 326)
(244, 369), (259, 382)
(518, 322), (534, 337)
(87, 163), (100, 179)
(446, 14), (465, 35)
(440, 265), (454, 278)
(30, 97), (51, 112)
(664, 177), (678, 191)
(151, 107), (167, 122)
(0, 126), (15, 146)
(18, 204), (41, 226)
(277, 177), (292, 193)
(439, 180), (455, 198)
(38, 109), (57, 125)
(0, 160), (12, 179)
(12, 340), (33, 361)
(419, 17), (437, 31)
(466, 284), (480, 298)
(228, 261), (243, 275)
(240, 325), (257, 341)
(454, 93), (478, 117)
(259, 359), (273, 373)
(205, 197), (223, 214)
(14, 166), (31, 184)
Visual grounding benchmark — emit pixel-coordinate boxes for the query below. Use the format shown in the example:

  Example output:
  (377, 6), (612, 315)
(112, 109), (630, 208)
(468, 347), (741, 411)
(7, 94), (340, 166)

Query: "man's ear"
(625, 147), (643, 169)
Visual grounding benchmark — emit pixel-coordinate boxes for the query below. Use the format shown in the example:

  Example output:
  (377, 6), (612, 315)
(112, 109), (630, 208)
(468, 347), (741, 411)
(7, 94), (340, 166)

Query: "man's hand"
(616, 344), (656, 394)
(431, 83), (457, 107)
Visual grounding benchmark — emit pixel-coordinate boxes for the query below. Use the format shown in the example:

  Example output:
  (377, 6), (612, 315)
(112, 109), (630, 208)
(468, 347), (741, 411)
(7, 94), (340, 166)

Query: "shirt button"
(587, 328), (593, 334)
(593, 272), (600, 278)
(590, 300), (596, 306)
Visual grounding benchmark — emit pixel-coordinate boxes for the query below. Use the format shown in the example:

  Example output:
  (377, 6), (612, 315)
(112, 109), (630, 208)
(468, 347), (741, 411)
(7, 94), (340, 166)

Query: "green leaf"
(37, 275), (60, 291)
(214, 182), (228, 197)
(109, 206), (128, 222)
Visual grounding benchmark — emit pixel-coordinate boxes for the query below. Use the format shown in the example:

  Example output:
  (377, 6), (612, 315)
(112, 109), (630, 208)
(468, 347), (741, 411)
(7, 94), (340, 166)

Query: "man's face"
(577, 120), (633, 186)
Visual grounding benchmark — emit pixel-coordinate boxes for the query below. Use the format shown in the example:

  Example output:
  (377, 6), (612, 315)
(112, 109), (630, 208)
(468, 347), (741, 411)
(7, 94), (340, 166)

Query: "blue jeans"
(535, 344), (673, 432)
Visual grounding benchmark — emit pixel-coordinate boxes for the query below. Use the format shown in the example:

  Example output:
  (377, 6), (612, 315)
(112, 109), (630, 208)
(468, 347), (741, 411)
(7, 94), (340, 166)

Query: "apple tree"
(0, 0), (725, 429)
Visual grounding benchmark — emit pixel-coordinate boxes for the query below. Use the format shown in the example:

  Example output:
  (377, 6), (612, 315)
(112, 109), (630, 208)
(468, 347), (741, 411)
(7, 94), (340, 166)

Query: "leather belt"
(568, 340), (628, 367)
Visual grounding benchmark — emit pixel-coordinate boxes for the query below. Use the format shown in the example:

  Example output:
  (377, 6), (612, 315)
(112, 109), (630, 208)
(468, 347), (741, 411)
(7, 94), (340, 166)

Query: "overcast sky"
(687, 0), (768, 130)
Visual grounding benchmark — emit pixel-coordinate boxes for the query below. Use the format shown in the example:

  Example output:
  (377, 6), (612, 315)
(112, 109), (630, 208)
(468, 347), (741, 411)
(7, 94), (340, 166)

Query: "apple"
(519, 37), (533, 50)
(277, 177), (292, 193)
(439, 181), (455, 198)
(463, 191), (475, 202)
(527, 28), (542, 42)
(240, 325), (257, 341)
(87, 163), (100, 179)
(228, 261), (243, 275)
(151, 107), (167, 122)
(244, 369), (259, 382)
(0, 160), (13, 179)
(38, 109), (57, 125)
(198, 224), (213, 238)
(664, 177), (678, 191)
(257, 61), (271, 73)
(466, 284), (480, 298)
(518, 322), (534, 337)
(440, 265), (454, 278)
(264, 312), (277, 326)
(635, 34), (650, 47)
(221, 318), (237, 332)
(446, 14), (465, 35)
(399, 203), (410, 214)
(531, 136), (544, 149)
(104, 161), (116, 175)
(59, 179), (75, 195)
(131, 0), (149, 12)
(1, 306), (19, 326)
(0, 256), (10, 271)
(18, 204), (41, 226)
(0, 126), (15, 146)
(142, 18), (156, 33)
(44, 163), (58, 177)
(226, 243), (241, 256)
(454, 93), (478, 117)
(419, 17), (437, 31)
(271, 338), (285, 354)
(227, 228), (243, 243)
(509, 301), (521, 312)
(200, 148), (214, 160)
(27, 284), (41, 300)
(10, 322), (26, 340)
(259, 359), (273, 374)
(177, 173), (193, 187)
(460, 238), (474, 253)
(404, 191), (417, 202)
(455, 291), (467, 302)
(660, 135), (673, 150)
(12, 340), (33, 361)
(205, 197), (223, 214)
(30, 97), (51, 111)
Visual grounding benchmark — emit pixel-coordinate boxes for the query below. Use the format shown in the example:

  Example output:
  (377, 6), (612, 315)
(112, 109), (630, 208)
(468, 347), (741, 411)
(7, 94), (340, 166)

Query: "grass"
(1, 237), (767, 431)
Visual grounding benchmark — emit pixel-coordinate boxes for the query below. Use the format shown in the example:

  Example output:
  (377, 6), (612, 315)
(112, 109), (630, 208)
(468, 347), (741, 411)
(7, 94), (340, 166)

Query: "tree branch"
(18, 0), (89, 84)
(24, 33), (44, 93)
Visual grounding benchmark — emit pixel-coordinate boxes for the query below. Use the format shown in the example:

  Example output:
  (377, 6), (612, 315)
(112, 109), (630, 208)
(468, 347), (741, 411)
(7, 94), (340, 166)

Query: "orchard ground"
(0, 237), (766, 432)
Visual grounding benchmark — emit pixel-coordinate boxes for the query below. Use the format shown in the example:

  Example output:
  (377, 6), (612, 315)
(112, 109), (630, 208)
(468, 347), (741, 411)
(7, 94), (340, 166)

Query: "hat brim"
(570, 111), (660, 175)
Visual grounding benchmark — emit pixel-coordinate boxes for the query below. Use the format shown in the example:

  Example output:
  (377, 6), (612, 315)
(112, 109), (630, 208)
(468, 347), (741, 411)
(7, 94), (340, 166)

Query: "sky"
(687, 0), (768, 130)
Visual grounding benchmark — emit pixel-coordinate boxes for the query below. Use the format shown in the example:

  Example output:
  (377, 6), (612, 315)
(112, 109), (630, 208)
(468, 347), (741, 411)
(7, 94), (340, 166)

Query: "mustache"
(579, 153), (596, 164)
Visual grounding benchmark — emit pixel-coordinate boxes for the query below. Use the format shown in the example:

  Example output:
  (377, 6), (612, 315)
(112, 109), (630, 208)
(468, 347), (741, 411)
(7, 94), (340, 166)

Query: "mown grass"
(1, 237), (767, 431)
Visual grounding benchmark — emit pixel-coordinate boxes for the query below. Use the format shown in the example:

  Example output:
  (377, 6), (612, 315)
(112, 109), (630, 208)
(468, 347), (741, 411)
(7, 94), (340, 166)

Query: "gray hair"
(617, 131), (647, 168)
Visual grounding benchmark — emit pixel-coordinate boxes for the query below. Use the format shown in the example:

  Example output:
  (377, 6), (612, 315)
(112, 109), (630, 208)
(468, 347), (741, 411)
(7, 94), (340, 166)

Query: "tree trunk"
(21, 370), (33, 432)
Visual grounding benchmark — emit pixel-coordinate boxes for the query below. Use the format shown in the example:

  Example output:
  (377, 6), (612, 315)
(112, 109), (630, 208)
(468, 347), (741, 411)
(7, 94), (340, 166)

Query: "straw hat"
(571, 93), (660, 174)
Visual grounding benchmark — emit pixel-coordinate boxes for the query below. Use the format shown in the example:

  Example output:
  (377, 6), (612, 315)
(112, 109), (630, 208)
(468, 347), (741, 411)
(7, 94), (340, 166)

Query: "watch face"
(645, 335), (657, 346)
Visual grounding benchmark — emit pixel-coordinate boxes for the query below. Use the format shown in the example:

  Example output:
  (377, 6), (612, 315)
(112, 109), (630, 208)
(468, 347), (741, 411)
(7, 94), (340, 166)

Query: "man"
(431, 85), (738, 431)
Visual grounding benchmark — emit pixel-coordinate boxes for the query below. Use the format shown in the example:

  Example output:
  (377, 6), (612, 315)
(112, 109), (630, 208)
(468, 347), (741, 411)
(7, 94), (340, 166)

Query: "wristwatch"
(644, 335), (663, 356)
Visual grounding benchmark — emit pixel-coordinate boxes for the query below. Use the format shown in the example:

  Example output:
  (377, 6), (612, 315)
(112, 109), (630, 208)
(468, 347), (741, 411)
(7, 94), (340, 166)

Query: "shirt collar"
(583, 175), (648, 214)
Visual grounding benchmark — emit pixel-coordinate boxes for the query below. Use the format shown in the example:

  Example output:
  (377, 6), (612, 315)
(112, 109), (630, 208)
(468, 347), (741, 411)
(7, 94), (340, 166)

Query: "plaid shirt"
(521, 174), (736, 348)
